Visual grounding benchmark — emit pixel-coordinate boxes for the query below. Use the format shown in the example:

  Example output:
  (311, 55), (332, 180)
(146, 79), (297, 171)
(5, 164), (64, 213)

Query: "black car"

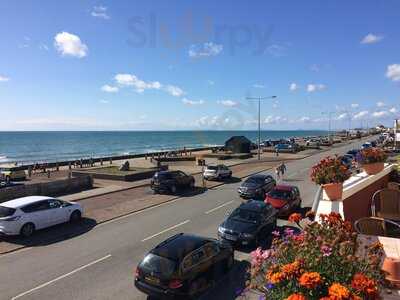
(135, 233), (234, 299)
(346, 149), (359, 159)
(151, 171), (195, 194)
(237, 174), (276, 199)
(218, 200), (277, 247)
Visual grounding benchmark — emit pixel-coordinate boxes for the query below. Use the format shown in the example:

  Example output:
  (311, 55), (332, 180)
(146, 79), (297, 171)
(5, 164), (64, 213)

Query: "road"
(0, 138), (367, 300)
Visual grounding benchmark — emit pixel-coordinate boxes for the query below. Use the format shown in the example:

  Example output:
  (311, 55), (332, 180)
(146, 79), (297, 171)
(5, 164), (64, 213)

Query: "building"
(224, 136), (252, 153)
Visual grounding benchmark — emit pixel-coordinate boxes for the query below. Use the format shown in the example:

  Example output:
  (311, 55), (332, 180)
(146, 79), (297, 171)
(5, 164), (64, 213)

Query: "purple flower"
(259, 295), (266, 300)
(284, 228), (294, 236)
(272, 230), (280, 237)
(321, 245), (332, 257)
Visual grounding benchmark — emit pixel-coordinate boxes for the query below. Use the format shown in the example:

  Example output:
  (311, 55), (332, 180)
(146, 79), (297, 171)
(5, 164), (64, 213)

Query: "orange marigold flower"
(281, 260), (302, 278)
(267, 271), (285, 284)
(299, 272), (322, 289)
(288, 213), (302, 223)
(351, 273), (378, 296)
(286, 293), (307, 300)
(328, 283), (350, 299)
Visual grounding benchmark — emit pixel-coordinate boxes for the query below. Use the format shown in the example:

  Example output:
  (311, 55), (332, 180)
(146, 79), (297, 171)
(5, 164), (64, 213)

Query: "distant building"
(225, 136), (251, 153)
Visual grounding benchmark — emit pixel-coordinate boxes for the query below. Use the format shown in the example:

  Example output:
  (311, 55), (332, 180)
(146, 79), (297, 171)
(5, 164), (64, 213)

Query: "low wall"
(0, 176), (93, 203)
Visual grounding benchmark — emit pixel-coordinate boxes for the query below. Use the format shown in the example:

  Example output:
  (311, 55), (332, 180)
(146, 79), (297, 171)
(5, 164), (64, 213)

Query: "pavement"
(0, 138), (371, 300)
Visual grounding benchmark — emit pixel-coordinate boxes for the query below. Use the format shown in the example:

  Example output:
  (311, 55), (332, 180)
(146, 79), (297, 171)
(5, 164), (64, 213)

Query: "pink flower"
(321, 245), (332, 257)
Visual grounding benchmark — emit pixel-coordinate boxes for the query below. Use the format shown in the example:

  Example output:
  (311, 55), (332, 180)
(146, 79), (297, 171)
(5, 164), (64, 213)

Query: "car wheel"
(20, 223), (35, 238)
(170, 185), (177, 194)
(70, 210), (82, 222)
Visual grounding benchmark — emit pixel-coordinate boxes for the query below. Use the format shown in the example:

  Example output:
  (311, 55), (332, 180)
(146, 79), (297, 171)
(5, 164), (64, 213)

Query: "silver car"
(203, 165), (232, 180)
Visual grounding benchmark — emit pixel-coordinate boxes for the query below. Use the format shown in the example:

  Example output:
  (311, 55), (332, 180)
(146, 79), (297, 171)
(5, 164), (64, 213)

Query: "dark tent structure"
(225, 136), (251, 153)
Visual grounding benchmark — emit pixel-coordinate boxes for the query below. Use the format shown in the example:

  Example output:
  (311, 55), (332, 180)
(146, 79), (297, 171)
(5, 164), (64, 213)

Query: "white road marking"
(205, 200), (235, 214)
(11, 254), (112, 300)
(141, 220), (190, 242)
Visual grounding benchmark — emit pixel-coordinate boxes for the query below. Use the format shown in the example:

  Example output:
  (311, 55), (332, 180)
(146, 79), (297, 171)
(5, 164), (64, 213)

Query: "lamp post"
(321, 111), (335, 142)
(246, 95), (278, 160)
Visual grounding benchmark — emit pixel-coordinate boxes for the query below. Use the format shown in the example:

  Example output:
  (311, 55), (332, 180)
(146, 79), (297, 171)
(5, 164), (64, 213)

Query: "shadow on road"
(0, 217), (97, 247)
(199, 260), (250, 300)
(219, 176), (242, 184)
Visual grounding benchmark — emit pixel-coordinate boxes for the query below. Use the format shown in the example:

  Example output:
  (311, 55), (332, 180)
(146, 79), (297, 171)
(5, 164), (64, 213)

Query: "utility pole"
(322, 111), (335, 142)
(246, 95), (277, 160)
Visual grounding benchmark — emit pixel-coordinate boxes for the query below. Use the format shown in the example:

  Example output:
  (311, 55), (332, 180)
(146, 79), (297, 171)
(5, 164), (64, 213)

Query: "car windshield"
(207, 166), (218, 170)
(230, 208), (260, 223)
(140, 253), (176, 277)
(155, 173), (172, 180)
(269, 189), (292, 199)
(245, 177), (264, 184)
(0, 206), (16, 218)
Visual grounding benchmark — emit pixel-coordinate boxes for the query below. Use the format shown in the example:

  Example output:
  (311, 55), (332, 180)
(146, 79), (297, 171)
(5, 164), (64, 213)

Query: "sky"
(0, 0), (399, 131)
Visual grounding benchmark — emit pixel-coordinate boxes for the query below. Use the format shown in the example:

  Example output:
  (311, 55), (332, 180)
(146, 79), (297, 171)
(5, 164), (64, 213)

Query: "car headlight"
(218, 226), (225, 233)
(240, 233), (254, 239)
(282, 204), (290, 210)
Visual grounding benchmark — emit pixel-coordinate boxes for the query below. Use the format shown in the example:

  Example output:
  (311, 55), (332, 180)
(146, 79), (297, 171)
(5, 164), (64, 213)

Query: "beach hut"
(225, 136), (251, 153)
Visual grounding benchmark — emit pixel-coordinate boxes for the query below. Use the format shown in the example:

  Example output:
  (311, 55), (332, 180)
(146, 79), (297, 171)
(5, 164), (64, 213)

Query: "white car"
(0, 196), (83, 237)
(203, 165), (232, 180)
(305, 139), (321, 147)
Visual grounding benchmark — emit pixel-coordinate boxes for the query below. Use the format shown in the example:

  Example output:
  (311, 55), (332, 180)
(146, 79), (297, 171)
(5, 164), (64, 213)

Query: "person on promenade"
(280, 161), (287, 177)
(275, 166), (281, 181)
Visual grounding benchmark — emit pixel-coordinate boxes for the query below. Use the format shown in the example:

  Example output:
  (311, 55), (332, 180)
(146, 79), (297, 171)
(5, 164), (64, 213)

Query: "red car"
(265, 185), (302, 217)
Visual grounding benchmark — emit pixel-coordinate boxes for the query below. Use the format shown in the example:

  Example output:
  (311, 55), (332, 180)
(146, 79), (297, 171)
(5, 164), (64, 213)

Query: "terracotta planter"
(322, 182), (343, 201)
(382, 257), (400, 286)
(363, 162), (384, 175)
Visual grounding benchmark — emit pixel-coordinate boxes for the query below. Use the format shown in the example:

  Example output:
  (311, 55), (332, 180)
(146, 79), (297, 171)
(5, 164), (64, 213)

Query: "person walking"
(280, 161), (287, 179)
(275, 166), (281, 181)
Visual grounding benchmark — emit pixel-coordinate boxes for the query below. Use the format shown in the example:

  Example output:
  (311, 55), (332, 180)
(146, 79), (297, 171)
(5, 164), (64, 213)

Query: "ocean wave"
(0, 156), (10, 163)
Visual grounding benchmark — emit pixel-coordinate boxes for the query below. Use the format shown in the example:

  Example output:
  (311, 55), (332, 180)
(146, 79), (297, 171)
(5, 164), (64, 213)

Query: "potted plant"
(247, 212), (386, 300)
(310, 156), (351, 200)
(356, 148), (387, 175)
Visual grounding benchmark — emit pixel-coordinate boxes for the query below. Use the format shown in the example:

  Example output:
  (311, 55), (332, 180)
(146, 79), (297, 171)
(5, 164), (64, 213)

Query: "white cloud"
(253, 84), (265, 88)
(372, 111), (389, 118)
(91, 6), (110, 19)
(54, 32), (88, 58)
(299, 116), (311, 122)
(289, 83), (299, 91)
(390, 107), (398, 114)
(376, 101), (385, 107)
(264, 115), (287, 124)
(0, 75), (10, 82)
(337, 113), (348, 120)
(386, 64), (400, 82)
(351, 103), (359, 108)
(100, 100), (109, 104)
(353, 110), (369, 120)
(195, 115), (237, 128)
(361, 33), (383, 44)
(182, 98), (204, 106)
(101, 84), (119, 93)
(218, 100), (238, 107)
(307, 84), (326, 93)
(164, 85), (184, 97)
(114, 73), (162, 93)
(188, 42), (223, 58)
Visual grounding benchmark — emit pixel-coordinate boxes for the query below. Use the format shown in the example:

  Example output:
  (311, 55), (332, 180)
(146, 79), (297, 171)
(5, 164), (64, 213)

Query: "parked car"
(0, 165), (26, 181)
(151, 171), (195, 194)
(361, 142), (372, 149)
(265, 185), (302, 217)
(0, 196), (83, 237)
(218, 200), (277, 247)
(274, 143), (297, 153)
(346, 149), (360, 158)
(135, 233), (234, 299)
(203, 164), (232, 180)
(237, 174), (276, 199)
(305, 139), (320, 147)
(340, 155), (353, 170)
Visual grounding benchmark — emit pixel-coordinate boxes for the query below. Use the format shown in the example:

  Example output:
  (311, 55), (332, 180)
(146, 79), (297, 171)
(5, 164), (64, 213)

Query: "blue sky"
(0, 0), (399, 131)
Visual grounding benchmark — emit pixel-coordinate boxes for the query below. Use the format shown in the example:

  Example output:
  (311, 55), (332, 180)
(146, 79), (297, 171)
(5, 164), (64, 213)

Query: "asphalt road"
(0, 138), (369, 300)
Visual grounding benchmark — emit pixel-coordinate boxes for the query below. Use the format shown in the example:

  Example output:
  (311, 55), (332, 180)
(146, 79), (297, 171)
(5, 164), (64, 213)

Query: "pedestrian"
(275, 166), (281, 181)
(280, 162), (287, 179)
(275, 148), (279, 157)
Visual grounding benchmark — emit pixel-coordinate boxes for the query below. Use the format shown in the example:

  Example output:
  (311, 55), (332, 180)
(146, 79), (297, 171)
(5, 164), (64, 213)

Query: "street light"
(246, 95), (278, 160)
(321, 111), (335, 141)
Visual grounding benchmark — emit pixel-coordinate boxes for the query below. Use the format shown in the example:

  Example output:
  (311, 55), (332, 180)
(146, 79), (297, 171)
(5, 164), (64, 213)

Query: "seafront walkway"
(0, 137), (373, 300)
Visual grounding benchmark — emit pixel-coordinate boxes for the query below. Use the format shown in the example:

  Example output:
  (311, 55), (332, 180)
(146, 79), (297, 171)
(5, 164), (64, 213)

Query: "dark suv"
(237, 174), (276, 199)
(218, 200), (277, 247)
(151, 171), (195, 194)
(135, 233), (234, 299)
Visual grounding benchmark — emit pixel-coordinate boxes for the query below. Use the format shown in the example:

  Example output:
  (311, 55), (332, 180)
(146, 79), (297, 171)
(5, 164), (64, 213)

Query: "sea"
(0, 131), (328, 165)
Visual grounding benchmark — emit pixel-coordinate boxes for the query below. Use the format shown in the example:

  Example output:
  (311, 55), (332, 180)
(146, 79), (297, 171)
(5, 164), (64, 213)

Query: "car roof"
(248, 174), (269, 179)
(151, 233), (210, 262)
(1, 196), (53, 208)
(239, 200), (268, 211)
(274, 184), (295, 191)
